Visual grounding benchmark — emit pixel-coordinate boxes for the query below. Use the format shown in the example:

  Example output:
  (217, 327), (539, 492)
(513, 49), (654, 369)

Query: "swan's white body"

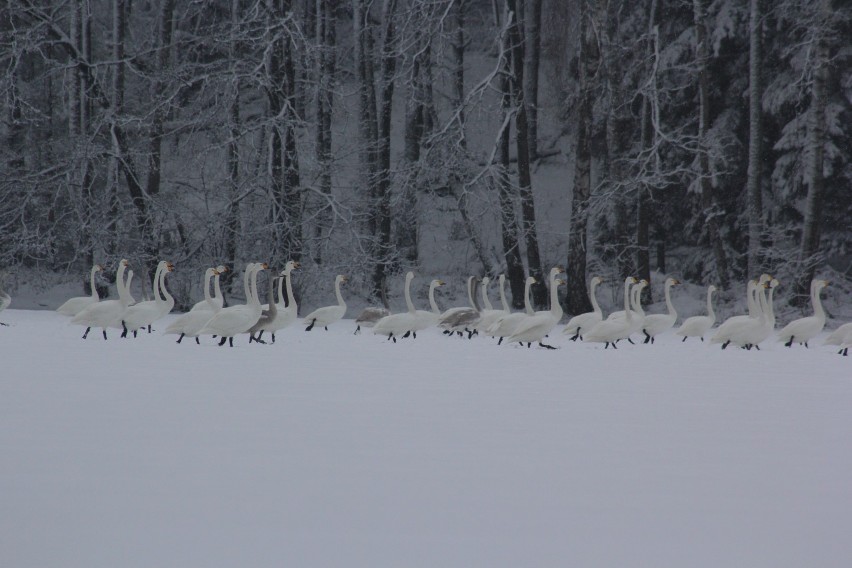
(825, 323), (852, 347)
(562, 276), (603, 340)
(303, 274), (347, 330)
(165, 268), (220, 341)
(675, 285), (716, 341)
(487, 276), (537, 342)
(189, 266), (226, 313)
(411, 279), (445, 331)
(439, 276), (481, 335)
(255, 261), (300, 341)
(71, 260), (131, 339)
(506, 267), (566, 348)
(122, 262), (175, 336)
(604, 280), (647, 341)
(57, 264), (103, 316)
(777, 279), (828, 347)
(584, 277), (638, 348)
(373, 272), (418, 341)
(642, 278), (681, 343)
(719, 274), (773, 331)
(199, 263), (266, 345)
(475, 277), (507, 334)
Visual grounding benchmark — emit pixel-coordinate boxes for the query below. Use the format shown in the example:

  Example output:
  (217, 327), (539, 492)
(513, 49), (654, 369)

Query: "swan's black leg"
(721, 340), (730, 350)
(147, 324), (152, 334)
(305, 319), (315, 332)
(324, 326), (328, 331)
(443, 329), (451, 335)
(570, 330), (580, 341)
(804, 342), (808, 348)
(195, 337), (200, 345)
(392, 337), (397, 343)
(643, 331), (651, 344)
(497, 337), (504, 345)
(257, 330), (264, 342)
(0, 322), (8, 326)
(467, 329), (475, 339)
(754, 345), (760, 351)
(627, 338), (635, 344)
(271, 333), (276, 344)
(413, 332), (417, 339)
(102, 329), (108, 340)
(539, 341), (557, 350)
(82, 327), (91, 339)
(132, 330), (138, 338)
(842, 348), (848, 356)
(785, 336), (794, 347)
(682, 336), (687, 342)
(120, 327), (128, 338)
(651, 337), (655, 344)
(176, 333), (184, 344)
(402, 331), (411, 339)
(228, 337), (234, 347)
(354, 325), (361, 335)
(700, 337), (704, 342)
(456, 331), (462, 337)
(218, 337), (227, 346)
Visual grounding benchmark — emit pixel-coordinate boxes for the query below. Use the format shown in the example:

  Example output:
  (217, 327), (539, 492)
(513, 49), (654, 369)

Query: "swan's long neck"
(285, 270), (297, 311)
(276, 273), (285, 305)
(242, 265), (253, 303)
(481, 281), (493, 311)
(766, 285), (776, 327)
(498, 276), (509, 312)
(203, 270), (215, 309)
(756, 286), (768, 325)
(664, 282), (676, 318)
(631, 285), (644, 316)
(249, 266), (262, 310)
(624, 280), (633, 323)
(466, 277), (476, 308)
(115, 264), (129, 306)
(335, 278), (345, 308)
(89, 266), (99, 299)
(159, 269), (174, 310)
(404, 276), (416, 314)
(811, 283), (825, 321)
(523, 280), (534, 315)
(429, 283), (440, 314)
(589, 279), (601, 315)
(213, 272), (223, 303)
(151, 264), (164, 303)
(122, 271), (134, 303)
(266, 275), (277, 315)
(747, 282), (757, 317)
(549, 276), (563, 320)
(705, 288), (715, 321)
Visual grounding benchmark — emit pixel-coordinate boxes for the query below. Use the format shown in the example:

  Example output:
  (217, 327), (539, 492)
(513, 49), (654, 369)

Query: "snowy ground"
(1, 309), (850, 568)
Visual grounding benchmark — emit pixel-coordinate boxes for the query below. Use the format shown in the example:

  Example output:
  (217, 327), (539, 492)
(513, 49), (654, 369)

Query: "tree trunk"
(694, 0), (730, 290)
(313, 0), (336, 265)
(566, 0), (594, 316)
(108, 0), (126, 256)
(523, 0), (541, 161)
(506, 0), (546, 308)
(223, 0), (241, 297)
(746, 0), (763, 278)
(637, 0), (658, 305)
(796, 0), (831, 302)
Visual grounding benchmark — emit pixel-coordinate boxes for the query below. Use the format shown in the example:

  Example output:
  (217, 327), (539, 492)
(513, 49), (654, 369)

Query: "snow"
(2, 308), (851, 568)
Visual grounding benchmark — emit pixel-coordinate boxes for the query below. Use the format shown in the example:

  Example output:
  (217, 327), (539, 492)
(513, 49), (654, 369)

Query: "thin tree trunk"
(694, 0), (730, 290)
(223, 0), (241, 297)
(797, 0), (831, 301)
(108, 0), (126, 256)
(637, 0), (658, 305)
(746, 0), (763, 278)
(523, 0), (541, 160)
(566, 0), (594, 315)
(506, 0), (546, 308)
(313, 0), (336, 265)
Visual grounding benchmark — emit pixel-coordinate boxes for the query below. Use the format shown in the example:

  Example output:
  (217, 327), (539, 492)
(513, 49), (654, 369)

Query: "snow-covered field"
(1, 308), (850, 568)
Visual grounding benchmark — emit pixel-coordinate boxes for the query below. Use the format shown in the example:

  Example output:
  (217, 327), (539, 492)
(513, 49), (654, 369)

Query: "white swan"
(718, 274), (773, 332)
(487, 276), (537, 344)
(165, 267), (220, 344)
(187, 267), (220, 313)
(825, 322), (852, 351)
(0, 279), (10, 326)
(439, 276), (481, 338)
(562, 275), (604, 340)
(199, 262), (266, 346)
(713, 278), (778, 350)
(121, 261), (175, 337)
(605, 279), (647, 344)
(777, 279), (829, 348)
(475, 276), (507, 335)
(642, 277), (681, 343)
(57, 264), (104, 316)
(355, 284), (391, 334)
(71, 259), (131, 339)
(584, 277), (639, 349)
(506, 266), (567, 349)
(410, 279), (445, 333)
(303, 274), (348, 331)
(373, 271), (419, 342)
(675, 285), (716, 342)
(252, 260), (300, 343)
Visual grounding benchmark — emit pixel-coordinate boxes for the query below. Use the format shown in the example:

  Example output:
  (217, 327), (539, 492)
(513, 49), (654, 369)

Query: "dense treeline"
(0, 0), (849, 311)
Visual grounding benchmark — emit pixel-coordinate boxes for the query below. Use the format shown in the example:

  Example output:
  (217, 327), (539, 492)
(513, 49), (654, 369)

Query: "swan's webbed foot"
(651, 337), (655, 344)
(132, 330), (138, 338)
(442, 330), (451, 335)
(0, 322), (7, 326)
(643, 331), (652, 344)
(700, 337), (704, 342)
(271, 333), (276, 343)
(82, 327), (91, 339)
(413, 332), (417, 339)
(785, 336), (794, 347)
(218, 337), (227, 346)
(527, 342), (532, 348)
(120, 328), (128, 338)
(569, 331), (580, 341)
(402, 331), (411, 339)
(539, 342), (557, 350)
(456, 331), (463, 337)
(305, 319), (316, 332)
(392, 336), (397, 343)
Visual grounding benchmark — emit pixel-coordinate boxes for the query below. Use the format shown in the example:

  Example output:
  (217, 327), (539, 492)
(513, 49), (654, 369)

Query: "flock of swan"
(0, 259), (847, 356)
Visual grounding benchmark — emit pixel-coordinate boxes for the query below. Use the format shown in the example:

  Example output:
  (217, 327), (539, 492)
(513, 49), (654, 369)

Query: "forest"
(1, 0), (849, 315)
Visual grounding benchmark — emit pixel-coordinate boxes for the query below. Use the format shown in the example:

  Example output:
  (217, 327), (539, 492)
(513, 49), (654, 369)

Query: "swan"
(718, 274), (773, 332)
(0, 279), (10, 326)
(373, 271), (418, 342)
(71, 259), (132, 339)
(199, 262), (267, 346)
(355, 284), (391, 334)
(121, 261), (175, 338)
(584, 276), (639, 349)
(438, 276), (481, 338)
(825, 322), (852, 352)
(713, 278), (778, 350)
(253, 260), (300, 343)
(475, 276), (507, 335)
(248, 272), (279, 343)
(165, 267), (221, 344)
(605, 279), (647, 344)
(303, 274), (348, 331)
(506, 267), (567, 349)
(777, 279), (829, 347)
(487, 276), (537, 344)
(675, 285), (716, 342)
(410, 279), (446, 333)
(642, 277), (681, 343)
(562, 275), (604, 340)
(57, 264), (104, 316)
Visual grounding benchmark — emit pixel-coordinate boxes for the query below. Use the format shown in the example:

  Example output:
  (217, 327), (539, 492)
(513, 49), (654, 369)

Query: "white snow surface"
(2, 309), (851, 568)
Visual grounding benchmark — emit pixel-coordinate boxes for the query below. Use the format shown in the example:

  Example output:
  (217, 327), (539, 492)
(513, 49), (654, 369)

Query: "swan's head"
(550, 266), (566, 276)
(283, 261), (300, 273)
(482, 277), (490, 286)
(769, 279), (779, 288)
(405, 271), (415, 281)
(759, 273), (772, 284)
(217, 265), (229, 274)
(708, 285), (717, 293)
(166, 262), (175, 272)
(817, 279), (829, 288)
(591, 276), (603, 285)
(96, 264), (105, 272)
(259, 263), (269, 270)
(555, 278), (567, 287)
(667, 278), (680, 286)
(436, 280), (446, 286)
(337, 274), (348, 284)
(121, 259), (130, 267)
(526, 277), (537, 285)
(626, 276), (637, 284)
